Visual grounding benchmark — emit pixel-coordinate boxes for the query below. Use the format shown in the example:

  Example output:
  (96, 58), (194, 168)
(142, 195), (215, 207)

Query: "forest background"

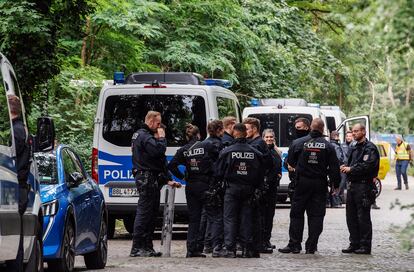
(1, 0), (413, 250)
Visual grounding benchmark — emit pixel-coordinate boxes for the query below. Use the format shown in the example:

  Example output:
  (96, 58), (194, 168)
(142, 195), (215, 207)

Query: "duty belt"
(136, 170), (160, 177)
(349, 179), (371, 184)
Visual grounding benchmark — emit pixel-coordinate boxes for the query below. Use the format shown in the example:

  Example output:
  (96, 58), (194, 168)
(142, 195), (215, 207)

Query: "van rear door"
(336, 115), (370, 141)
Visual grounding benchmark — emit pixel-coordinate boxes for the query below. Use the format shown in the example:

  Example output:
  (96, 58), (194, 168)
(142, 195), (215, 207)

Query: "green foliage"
(29, 66), (105, 169)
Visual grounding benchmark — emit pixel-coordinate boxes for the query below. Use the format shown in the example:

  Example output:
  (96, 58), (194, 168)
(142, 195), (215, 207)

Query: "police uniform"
(344, 139), (379, 254)
(215, 138), (264, 257)
(284, 130), (340, 253)
(262, 144), (282, 250)
(130, 124), (170, 257)
(248, 136), (273, 253)
(329, 139), (345, 207)
(222, 131), (234, 147)
(168, 136), (222, 256)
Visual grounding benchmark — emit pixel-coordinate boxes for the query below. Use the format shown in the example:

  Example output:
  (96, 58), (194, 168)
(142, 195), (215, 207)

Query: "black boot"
(342, 245), (359, 254)
(278, 245), (301, 254)
(186, 251), (207, 258)
(354, 247), (371, 255)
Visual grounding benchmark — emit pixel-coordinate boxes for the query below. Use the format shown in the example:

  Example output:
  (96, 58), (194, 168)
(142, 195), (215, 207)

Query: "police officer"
(285, 118), (311, 198)
(168, 121), (224, 257)
(329, 131), (345, 208)
(130, 111), (181, 257)
(341, 123), (379, 255)
(279, 118), (340, 254)
(215, 123), (264, 258)
(221, 116), (236, 147)
(262, 129), (282, 252)
(243, 117), (272, 254)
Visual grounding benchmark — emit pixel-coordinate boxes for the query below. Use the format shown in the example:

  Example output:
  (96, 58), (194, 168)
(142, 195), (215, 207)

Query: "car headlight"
(42, 200), (59, 216)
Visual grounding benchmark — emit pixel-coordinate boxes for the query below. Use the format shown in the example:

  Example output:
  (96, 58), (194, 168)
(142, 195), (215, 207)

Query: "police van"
(0, 53), (55, 270)
(92, 72), (241, 237)
(320, 105), (346, 137)
(242, 98), (369, 203)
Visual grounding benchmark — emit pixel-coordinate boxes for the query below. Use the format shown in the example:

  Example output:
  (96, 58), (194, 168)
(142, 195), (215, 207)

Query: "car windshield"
(103, 94), (207, 147)
(248, 113), (313, 147)
(35, 152), (58, 185)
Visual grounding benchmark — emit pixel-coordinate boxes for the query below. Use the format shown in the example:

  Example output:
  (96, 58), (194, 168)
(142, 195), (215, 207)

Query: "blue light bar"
(114, 72), (125, 85)
(250, 98), (259, 107)
(204, 78), (232, 89)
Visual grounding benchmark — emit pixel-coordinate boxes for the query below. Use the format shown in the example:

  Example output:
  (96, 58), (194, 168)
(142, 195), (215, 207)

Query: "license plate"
(109, 187), (139, 197)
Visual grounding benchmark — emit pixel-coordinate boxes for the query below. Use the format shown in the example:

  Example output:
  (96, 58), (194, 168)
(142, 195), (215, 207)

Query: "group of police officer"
(129, 110), (379, 258)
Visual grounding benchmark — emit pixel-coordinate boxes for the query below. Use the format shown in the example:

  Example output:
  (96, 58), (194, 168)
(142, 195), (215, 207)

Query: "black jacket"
(221, 131), (234, 148)
(248, 136), (273, 172)
(168, 137), (221, 183)
(131, 124), (169, 175)
(215, 138), (264, 186)
(330, 139), (345, 165)
(267, 144), (282, 187)
(287, 130), (341, 188)
(347, 139), (380, 181)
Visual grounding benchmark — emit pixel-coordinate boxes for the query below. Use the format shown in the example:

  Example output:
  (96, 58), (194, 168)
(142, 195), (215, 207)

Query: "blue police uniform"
(168, 136), (222, 256)
(248, 136), (273, 254)
(215, 138), (264, 257)
(221, 131), (234, 148)
(284, 130), (340, 253)
(344, 139), (379, 254)
(262, 144), (282, 249)
(130, 124), (170, 257)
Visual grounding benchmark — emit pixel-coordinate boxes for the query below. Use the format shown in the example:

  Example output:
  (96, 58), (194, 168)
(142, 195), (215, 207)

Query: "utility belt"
(186, 174), (211, 184)
(348, 179), (373, 184)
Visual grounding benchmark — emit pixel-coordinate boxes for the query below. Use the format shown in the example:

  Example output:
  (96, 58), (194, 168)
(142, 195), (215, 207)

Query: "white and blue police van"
(92, 72), (241, 237)
(242, 98), (369, 203)
(0, 53), (55, 270)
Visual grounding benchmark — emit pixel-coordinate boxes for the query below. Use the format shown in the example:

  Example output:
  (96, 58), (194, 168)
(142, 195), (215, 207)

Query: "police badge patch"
(132, 132), (140, 140)
(363, 154), (369, 161)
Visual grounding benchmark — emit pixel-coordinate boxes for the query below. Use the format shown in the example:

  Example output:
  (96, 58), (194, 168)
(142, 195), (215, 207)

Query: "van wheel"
(47, 222), (75, 272)
(25, 221), (44, 272)
(107, 216), (115, 239)
(84, 213), (108, 269)
(123, 216), (135, 234)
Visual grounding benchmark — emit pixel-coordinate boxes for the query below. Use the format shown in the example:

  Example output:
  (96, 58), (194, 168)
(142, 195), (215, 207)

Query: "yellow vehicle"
(376, 142), (391, 180)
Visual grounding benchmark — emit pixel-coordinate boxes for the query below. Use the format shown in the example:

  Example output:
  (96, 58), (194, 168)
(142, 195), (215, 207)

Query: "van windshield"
(35, 152), (58, 185)
(103, 94), (207, 147)
(248, 113), (312, 147)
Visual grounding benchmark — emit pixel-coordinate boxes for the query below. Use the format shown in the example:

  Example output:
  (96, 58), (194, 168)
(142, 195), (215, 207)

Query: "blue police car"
(36, 145), (107, 271)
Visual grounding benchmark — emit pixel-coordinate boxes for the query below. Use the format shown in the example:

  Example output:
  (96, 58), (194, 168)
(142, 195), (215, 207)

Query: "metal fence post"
(161, 185), (176, 257)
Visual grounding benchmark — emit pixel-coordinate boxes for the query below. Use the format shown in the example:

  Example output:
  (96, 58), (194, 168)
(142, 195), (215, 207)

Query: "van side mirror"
(67, 172), (83, 188)
(35, 117), (55, 152)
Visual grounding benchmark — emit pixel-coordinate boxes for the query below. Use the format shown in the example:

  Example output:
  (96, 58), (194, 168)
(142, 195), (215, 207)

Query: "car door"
(0, 55), (20, 262)
(70, 150), (101, 246)
(336, 115), (371, 141)
(61, 148), (94, 253)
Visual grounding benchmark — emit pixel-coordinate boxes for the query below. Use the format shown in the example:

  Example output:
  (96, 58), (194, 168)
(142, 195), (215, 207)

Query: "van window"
(103, 94), (207, 147)
(326, 116), (336, 133)
(217, 96), (237, 119)
(248, 113), (312, 147)
(0, 71), (11, 146)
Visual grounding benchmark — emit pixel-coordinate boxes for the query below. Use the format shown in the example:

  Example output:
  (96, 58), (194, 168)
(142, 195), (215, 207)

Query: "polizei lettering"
(231, 152), (254, 159)
(103, 169), (134, 180)
(184, 148), (205, 157)
(304, 142), (326, 149)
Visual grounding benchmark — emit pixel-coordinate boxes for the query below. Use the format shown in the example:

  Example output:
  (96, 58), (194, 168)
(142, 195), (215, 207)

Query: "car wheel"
(123, 216), (135, 234)
(24, 221), (44, 272)
(374, 178), (382, 198)
(84, 213), (108, 269)
(47, 222), (75, 272)
(107, 215), (115, 239)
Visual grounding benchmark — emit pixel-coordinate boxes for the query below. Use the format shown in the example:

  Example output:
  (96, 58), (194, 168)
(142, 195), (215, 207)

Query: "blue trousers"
(395, 160), (409, 188)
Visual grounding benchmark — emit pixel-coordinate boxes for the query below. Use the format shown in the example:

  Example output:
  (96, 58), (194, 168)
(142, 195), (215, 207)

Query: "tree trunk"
(367, 79), (375, 114)
(406, 87), (411, 106)
(386, 55), (396, 107)
(81, 17), (91, 66)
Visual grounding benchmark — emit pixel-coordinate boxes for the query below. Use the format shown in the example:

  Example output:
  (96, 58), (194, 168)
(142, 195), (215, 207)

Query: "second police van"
(243, 98), (369, 203)
(92, 72), (241, 237)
